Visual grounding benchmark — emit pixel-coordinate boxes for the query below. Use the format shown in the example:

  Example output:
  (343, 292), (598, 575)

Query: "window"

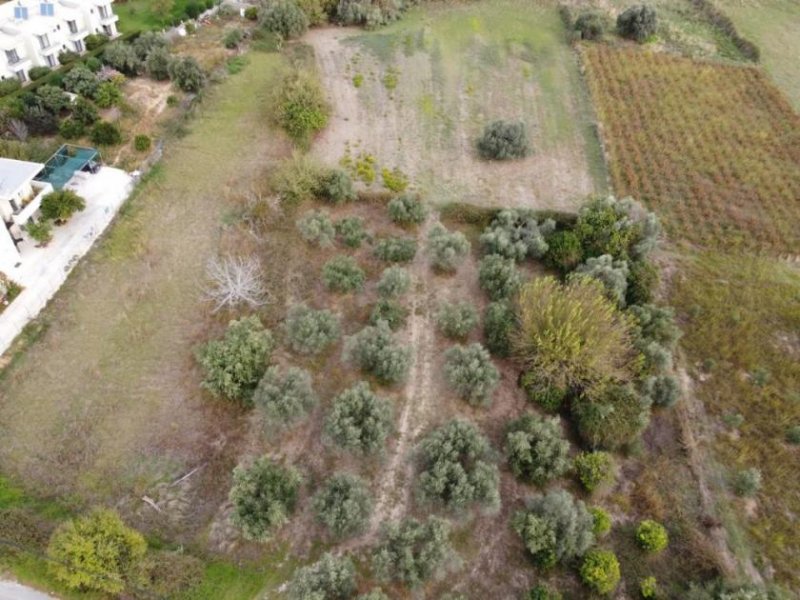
(98, 5), (109, 18)
(5, 49), (20, 64)
(68, 19), (78, 33)
(15, 70), (27, 83)
(13, 6), (29, 19)
(102, 24), (112, 36)
(40, 2), (54, 16)
(37, 34), (50, 50)
(73, 40), (84, 53)
(45, 54), (57, 67)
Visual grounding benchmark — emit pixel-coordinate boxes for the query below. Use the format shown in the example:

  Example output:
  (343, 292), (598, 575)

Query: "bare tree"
(204, 255), (269, 313)
(8, 119), (28, 142)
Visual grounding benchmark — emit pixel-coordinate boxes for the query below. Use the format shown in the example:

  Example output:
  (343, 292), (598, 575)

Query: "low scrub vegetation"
(476, 120), (531, 160)
(325, 382), (393, 453)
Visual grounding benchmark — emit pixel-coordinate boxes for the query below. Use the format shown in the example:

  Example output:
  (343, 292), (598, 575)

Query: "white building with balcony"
(0, 0), (119, 83)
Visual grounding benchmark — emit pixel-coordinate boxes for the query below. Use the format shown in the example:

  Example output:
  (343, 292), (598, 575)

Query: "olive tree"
(376, 266), (411, 298)
(388, 193), (427, 226)
(478, 254), (520, 301)
(444, 343), (499, 407)
(343, 321), (411, 384)
(435, 301), (479, 340)
(313, 473), (373, 538)
(167, 56), (205, 93)
(283, 304), (341, 355)
(617, 4), (658, 42)
(286, 553), (355, 600)
(323, 255), (366, 293)
(480, 209), (554, 261)
(325, 382), (393, 454)
(259, 0), (308, 39)
(426, 224), (471, 272)
(505, 414), (571, 486)
(254, 366), (316, 426)
(572, 383), (651, 450)
(296, 209), (336, 247)
(571, 254), (629, 307)
(476, 120), (530, 160)
(483, 300), (516, 357)
(372, 517), (455, 586)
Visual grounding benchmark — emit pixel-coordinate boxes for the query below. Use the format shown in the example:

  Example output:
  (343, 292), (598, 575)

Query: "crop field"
(582, 44), (800, 254)
(309, 0), (607, 211)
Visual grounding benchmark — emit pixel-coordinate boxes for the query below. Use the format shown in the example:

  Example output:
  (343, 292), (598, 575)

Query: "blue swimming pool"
(36, 145), (100, 190)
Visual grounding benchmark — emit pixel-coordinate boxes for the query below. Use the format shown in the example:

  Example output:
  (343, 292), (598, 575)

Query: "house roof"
(0, 157), (44, 199)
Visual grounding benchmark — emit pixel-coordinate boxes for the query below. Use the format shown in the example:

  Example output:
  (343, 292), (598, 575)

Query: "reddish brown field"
(582, 44), (800, 255)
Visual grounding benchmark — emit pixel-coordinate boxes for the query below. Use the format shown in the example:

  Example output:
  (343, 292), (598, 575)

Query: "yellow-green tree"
(47, 508), (146, 594)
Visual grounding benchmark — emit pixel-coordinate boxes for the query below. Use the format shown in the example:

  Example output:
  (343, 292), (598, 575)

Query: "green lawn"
(114, 0), (211, 33)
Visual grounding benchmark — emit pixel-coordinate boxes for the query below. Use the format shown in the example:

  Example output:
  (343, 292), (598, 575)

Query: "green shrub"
(103, 42), (142, 75)
(196, 316), (274, 403)
(575, 10), (612, 40)
(444, 343), (499, 407)
(84, 33), (109, 51)
(478, 254), (520, 301)
(142, 551), (204, 598)
(344, 321), (410, 384)
(283, 304), (340, 355)
(145, 47), (171, 80)
(643, 374), (680, 408)
(483, 300), (515, 357)
(480, 209), (553, 260)
(254, 366), (316, 426)
(325, 381), (393, 453)
(580, 549), (621, 595)
(528, 584), (563, 600)
(93, 81), (122, 108)
(416, 419), (499, 511)
(786, 426), (800, 445)
(134, 134), (152, 152)
(318, 168), (356, 203)
(506, 414), (570, 486)
(72, 97), (99, 125)
(369, 298), (407, 330)
(272, 69), (329, 147)
(640, 576), (658, 599)
(40, 190), (86, 223)
(296, 209), (336, 247)
(374, 236), (417, 263)
(185, 0), (202, 18)
(168, 56), (205, 92)
(90, 121), (122, 146)
(636, 519), (669, 553)
(731, 467), (761, 497)
(63, 66), (99, 97)
(629, 303), (681, 350)
(287, 553), (355, 600)
(376, 266), (411, 298)
(28, 66), (51, 80)
(245, 5), (259, 19)
(24, 219), (52, 245)
(381, 167), (408, 192)
(617, 4), (658, 42)
(426, 224), (471, 272)
(388, 193), (427, 226)
(574, 451), (614, 492)
(223, 27), (244, 49)
(84, 56), (102, 72)
(47, 509), (146, 594)
(545, 229), (583, 273)
(270, 154), (324, 208)
(229, 457), (301, 540)
(573, 383), (651, 450)
(520, 372), (567, 412)
(436, 301), (478, 340)
(575, 196), (659, 260)
(627, 259), (658, 305)
(591, 507), (612, 537)
(476, 119), (530, 160)
(260, 0), (308, 39)
(571, 255), (629, 307)
(372, 517), (454, 586)
(313, 473), (373, 538)
(132, 31), (168, 61)
(58, 50), (81, 65)
(512, 489), (595, 567)
(335, 216), (368, 248)
(514, 277), (637, 389)
(0, 78), (21, 96)
(37, 85), (69, 113)
(322, 255), (365, 293)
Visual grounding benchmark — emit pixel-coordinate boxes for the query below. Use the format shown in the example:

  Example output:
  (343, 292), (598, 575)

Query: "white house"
(0, 157), (53, 274)
(0, 0), (119, 83)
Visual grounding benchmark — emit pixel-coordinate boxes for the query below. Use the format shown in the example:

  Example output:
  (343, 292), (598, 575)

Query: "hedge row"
(687, 0), (760, 62)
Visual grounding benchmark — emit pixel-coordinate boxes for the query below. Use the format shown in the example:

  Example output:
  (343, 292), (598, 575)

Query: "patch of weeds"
(382, 66), (399, 91)
(352, 73), (364, 88)
(381, 167), (408, 192)
(226, 55), (248, 75)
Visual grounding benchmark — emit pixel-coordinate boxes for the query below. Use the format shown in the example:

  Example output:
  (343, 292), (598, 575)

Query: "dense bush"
(630, 303), (681, 350)
(271, 154), (325, 208)
(28, 66), (51, 80)
(325, 381), (393, 453)
(590, 507), (611, 537)
(254, 366), (316, 426)
(573, 384), (651, 450)
(519, 372), (568, 412)
(626, 259), (657, 305)
(483, 300), (515, 357)
(478, 254), (520, 301)
(40, 190), (85, 223)
(575, 10), (612, 40)
(544, 229), (583, 273)
(643, 374), (680, 408)
(245, 5), (259, 19)
(297, 209), (336, 247)
(168, 56), (205, 92)
(103, 42), (142, 75)
(376, 266), (411, 298)
(505, 414), (570, 486)
(426, 224), (471, 272)
(512, 489), (595, 567)
(374, 236), (417, 262)
(223, 27), (244, 49)
(636, 519), (669, 553)
(72, 97), (99, 125)
(574, 451), (614, 492)
(260, 0), (309, 39)
(476, 120), (531, 160)
(24, 219), (52, 245)
(617, 4), (658, 42)
(372, 517), (454, 585)
(580, 549), (621, 595)
(230, 457), (301, 540)
(388, 193), (427, 226)
(640, 576), (658, 599)
(480, 209), (553, 261)
(731, 468), (761, 497)
(58, 50), (80, 65)
(84, 33), (109, 51)
(335, 216), (367, 247)
(313, 473), (373, 537)
(572, 254), (629, 307)
(142, 551), (204, 598)
(528, 584), (563, 600)
(575, 196), (659, 260)
(132, 31), (168, 61)
(322, 255), (365, 293)
(196, 316), (274, 403)
(435, 301), (478, 340)
(0, 78), (21, 96)
(93, 82), (122, 109)
(145, 47), (171, 80)
(273, 69), (329, 147)
(416, 419), (499, 511)
(134, 134), (152, 152)
(47, 509), (146, 594)
(319, 168), (356, 203)
(369, 298), (407, 330)
(63, 65), (99, 97)
(444, 343), (500, 407)
(36, 85), (70, 113)
(514, 277), (636, 389)
(90, 121), (122, 145)
(287, 553), (355, 600)
(344, 321), (410, 384)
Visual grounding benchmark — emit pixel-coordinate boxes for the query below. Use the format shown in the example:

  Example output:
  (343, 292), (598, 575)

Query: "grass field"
(582, 44), (800, 254)
(114, 0), (200, 33)
(717, 0), (800, 110)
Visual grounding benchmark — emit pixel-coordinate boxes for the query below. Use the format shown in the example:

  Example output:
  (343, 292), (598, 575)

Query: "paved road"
(0, 581), (56, 600)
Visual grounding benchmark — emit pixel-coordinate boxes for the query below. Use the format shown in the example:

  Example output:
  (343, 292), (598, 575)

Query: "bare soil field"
(308, 0), (607, 211)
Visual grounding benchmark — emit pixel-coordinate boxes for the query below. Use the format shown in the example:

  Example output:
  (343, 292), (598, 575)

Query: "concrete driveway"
(0, 581), (56, 600)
